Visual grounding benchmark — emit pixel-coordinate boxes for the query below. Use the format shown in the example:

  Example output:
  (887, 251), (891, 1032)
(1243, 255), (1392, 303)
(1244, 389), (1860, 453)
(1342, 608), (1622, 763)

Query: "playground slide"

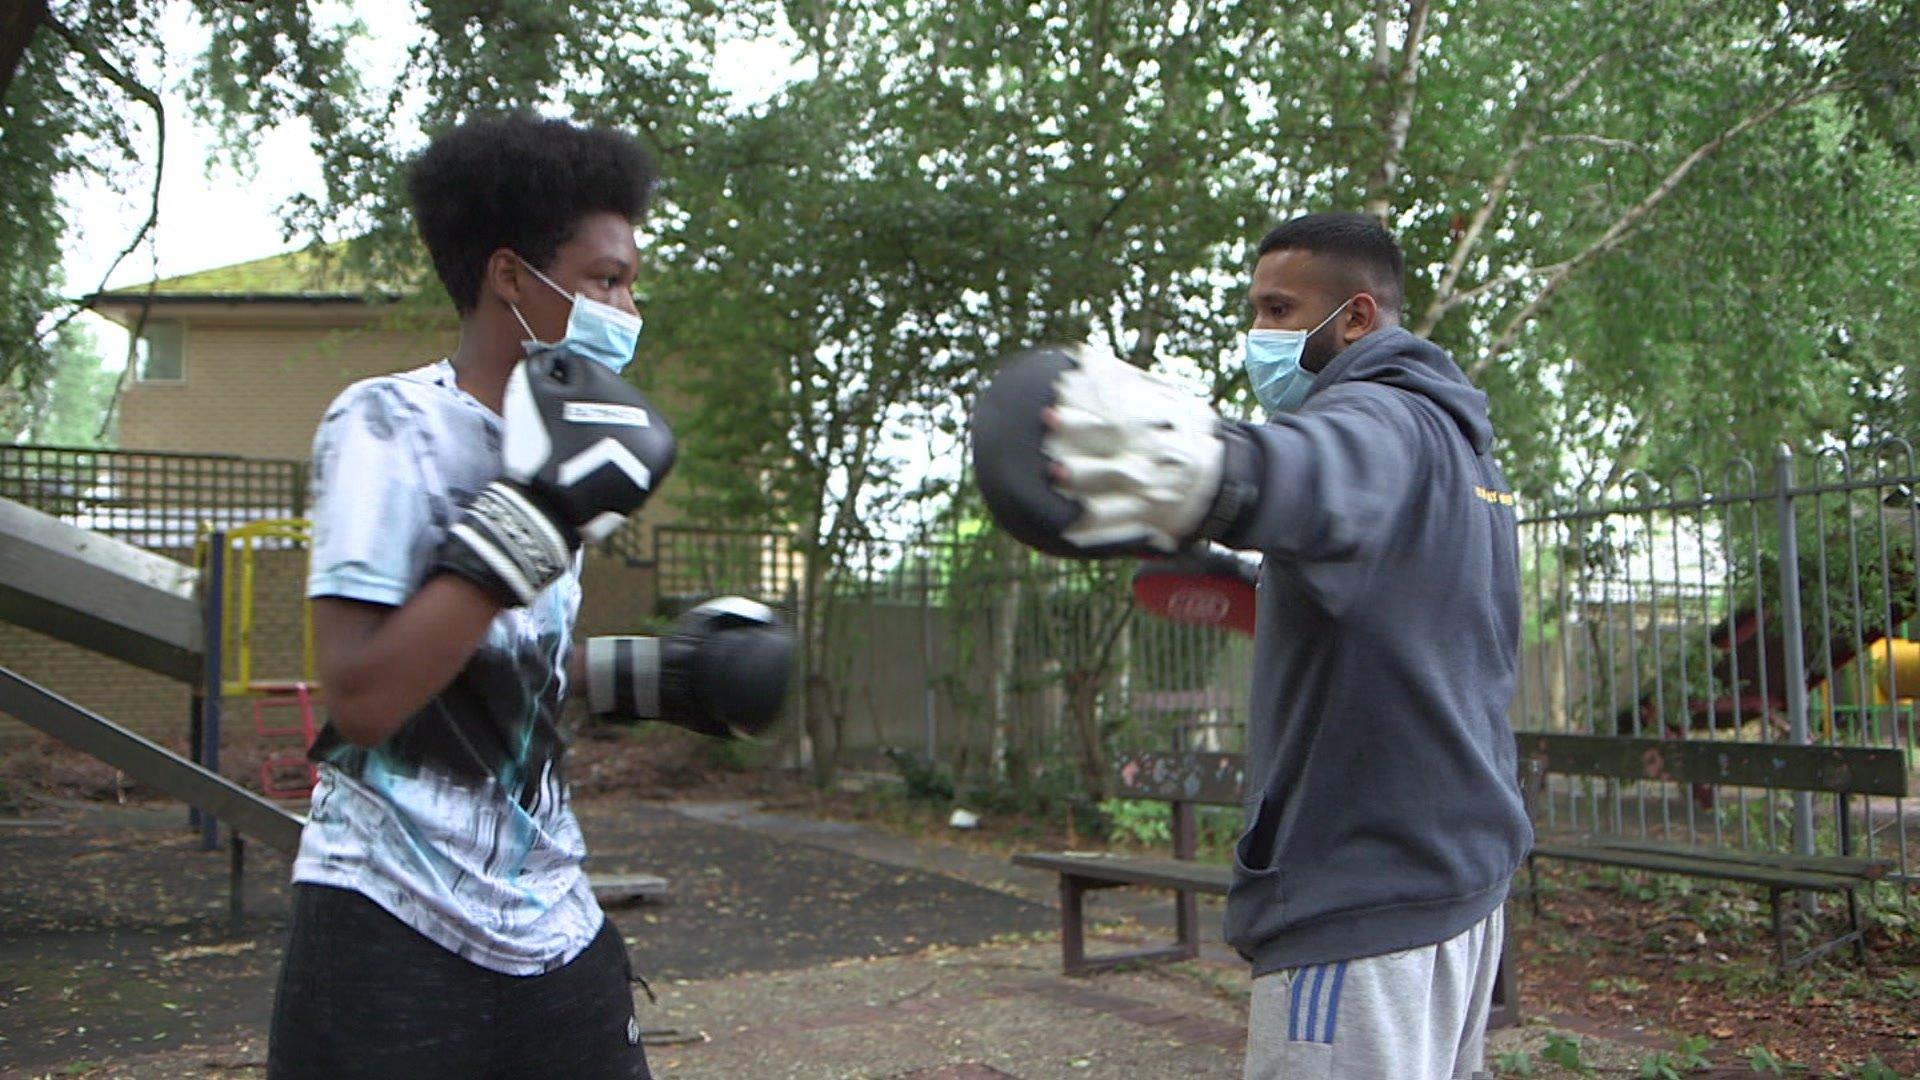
(0, 666), (303, 851)
(0, 495), (305, 850)
(0, 496), (202, 681)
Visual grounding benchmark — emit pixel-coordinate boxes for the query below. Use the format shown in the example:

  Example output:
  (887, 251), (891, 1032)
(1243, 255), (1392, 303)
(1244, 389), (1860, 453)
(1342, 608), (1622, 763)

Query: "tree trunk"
(1361, 0), (1431, 219)
(800, 554), (838, 787)
(0, 0), (46, 107)
(803, 669), (837, 787)
(989, 575), (1021, 782)
(1065, 669), (1109, 800)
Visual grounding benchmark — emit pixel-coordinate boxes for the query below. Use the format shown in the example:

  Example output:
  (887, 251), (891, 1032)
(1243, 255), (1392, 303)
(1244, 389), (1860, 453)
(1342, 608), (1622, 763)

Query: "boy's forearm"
(317, 577), (502, 746)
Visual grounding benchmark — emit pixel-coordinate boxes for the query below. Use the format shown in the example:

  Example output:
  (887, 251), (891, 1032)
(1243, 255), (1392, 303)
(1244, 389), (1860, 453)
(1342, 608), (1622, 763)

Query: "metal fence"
(651, 526), (1254, 783)
(654, 526), (803, 610)
(0, 444), (308, 552)
(1517, 443), (1920, 895)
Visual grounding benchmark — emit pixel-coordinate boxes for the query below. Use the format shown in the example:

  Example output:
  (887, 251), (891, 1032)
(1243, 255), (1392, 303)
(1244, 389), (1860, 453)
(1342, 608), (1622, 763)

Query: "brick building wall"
(118, 313), (459, 460)
(0, 624), (195, 752)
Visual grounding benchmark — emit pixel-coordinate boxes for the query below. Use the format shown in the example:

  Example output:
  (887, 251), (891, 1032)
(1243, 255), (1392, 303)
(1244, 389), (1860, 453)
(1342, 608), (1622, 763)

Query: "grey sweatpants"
(1244, 907), (1502, 1080)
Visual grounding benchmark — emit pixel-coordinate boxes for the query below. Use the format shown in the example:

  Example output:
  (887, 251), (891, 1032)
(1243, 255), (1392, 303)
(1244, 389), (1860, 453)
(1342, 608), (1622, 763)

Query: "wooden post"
(228, 832), (245, 936)
(1060, 876), (1087, 975)
(1171, 799), (1199, 955)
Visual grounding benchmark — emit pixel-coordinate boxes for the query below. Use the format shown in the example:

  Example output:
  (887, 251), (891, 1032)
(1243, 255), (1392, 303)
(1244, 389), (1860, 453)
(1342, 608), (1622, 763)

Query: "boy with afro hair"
(266, 113), (663, 1080)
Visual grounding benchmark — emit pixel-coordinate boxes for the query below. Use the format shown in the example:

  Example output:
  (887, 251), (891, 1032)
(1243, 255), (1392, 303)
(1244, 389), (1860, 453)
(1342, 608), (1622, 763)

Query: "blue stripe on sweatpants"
(1288, 965), (1310, 1041)
(1303, 963), (1330, 1043)
(1321, 960), (1348, 1043)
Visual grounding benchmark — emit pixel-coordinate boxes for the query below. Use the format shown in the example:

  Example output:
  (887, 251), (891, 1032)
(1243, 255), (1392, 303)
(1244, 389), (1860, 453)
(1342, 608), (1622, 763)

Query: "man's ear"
(1345, 293), (1381, 343)
(484, 249), (526, 307)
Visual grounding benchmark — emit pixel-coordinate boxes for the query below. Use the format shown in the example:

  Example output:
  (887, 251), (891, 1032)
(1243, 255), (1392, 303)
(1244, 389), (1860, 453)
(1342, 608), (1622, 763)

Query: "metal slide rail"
(0, 666), (304, 853)
(0, 496), (202, 680)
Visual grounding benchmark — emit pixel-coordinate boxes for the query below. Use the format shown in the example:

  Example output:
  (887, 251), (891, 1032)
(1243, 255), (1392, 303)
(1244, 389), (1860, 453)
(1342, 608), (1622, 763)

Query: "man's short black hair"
(406, 113), (656, 314)
(1256, 213), (1405, 316)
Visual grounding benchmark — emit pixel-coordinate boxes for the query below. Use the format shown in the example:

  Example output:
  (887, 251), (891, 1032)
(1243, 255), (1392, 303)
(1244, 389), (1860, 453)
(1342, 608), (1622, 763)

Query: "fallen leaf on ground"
(157, 941), (257, 963)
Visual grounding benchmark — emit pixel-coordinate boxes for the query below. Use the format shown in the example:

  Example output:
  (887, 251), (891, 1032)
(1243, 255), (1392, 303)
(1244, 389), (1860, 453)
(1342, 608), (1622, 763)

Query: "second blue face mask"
(1242, 298), (1351, 416)
(511, 259), (644, 375)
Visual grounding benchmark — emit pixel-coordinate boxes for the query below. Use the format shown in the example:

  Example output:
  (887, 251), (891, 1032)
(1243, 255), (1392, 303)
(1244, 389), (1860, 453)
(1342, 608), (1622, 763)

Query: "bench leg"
(1054, 875), (1203, 976)
(1847, 886), (1865, 963)
(228, 832), (245, 936)
(1773, 886), (1869, 970)
(1060, 875), (1089, 976)
(1771, 887), (1789, 969)
(1527, 854), (1541, 919)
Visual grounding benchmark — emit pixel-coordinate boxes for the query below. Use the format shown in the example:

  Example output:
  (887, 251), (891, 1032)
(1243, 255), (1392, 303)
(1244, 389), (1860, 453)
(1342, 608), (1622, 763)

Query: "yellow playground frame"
(195, 518), (317, 698)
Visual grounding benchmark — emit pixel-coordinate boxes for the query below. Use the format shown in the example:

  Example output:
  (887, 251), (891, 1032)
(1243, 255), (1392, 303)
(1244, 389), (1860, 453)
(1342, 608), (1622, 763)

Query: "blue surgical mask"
(511, 259), (644, 374)
(1242, 299), (1352, 416)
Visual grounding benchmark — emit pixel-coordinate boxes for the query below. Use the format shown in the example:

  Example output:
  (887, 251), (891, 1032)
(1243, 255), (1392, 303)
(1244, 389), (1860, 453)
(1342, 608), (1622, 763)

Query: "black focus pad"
(971, 347), (1140, 560)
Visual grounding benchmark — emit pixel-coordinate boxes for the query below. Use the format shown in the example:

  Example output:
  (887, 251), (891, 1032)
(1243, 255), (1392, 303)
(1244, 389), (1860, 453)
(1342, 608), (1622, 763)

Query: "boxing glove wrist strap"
(1195, 422), (1263, 543)
(434, 481), (575, 608)
(586, 635), (660, 720)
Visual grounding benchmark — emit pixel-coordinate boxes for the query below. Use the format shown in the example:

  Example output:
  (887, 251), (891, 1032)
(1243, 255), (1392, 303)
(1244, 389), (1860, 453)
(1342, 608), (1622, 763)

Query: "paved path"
(0, 798), (1052, 1074)
(662, 800), (1245, 965)
(0, 795), (1657, 1078)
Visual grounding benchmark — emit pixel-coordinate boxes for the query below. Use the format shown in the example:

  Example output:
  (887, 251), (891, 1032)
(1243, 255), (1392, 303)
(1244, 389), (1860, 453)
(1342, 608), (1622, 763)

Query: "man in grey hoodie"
(972, 213), (1531, 1079)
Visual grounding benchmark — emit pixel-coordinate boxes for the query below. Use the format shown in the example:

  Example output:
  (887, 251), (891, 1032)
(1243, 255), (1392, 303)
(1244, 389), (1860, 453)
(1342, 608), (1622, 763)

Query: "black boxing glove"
(585, 597), (794, 738)
(434, 347), (676, 606)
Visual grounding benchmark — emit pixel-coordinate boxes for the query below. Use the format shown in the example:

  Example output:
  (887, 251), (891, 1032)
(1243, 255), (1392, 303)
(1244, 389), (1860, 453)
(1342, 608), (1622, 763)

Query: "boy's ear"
(484, 248), (526, 307)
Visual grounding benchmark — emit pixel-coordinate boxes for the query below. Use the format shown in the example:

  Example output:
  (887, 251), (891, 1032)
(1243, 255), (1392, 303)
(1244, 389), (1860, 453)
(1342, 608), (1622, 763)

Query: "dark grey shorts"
(268, 884), (651, 1080)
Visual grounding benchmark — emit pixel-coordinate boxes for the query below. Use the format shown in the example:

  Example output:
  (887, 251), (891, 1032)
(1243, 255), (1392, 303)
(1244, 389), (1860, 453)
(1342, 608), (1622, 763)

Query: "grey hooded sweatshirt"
(1215, 325), (1532, 976)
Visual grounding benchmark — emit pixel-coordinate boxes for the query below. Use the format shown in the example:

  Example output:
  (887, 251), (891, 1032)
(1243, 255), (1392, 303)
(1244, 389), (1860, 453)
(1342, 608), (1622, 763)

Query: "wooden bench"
(1520, 733), (1910, 969)
(1014, 750), (1520, 1028)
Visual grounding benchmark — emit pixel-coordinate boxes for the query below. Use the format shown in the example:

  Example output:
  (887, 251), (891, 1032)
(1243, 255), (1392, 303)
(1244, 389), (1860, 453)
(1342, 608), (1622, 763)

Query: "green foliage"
(10, 1), (1920, 504)
(1636, 1052), (1686, 1080)
(693, 732), (763, 771)
(1493, 1048), (1535, 1077)
(1098, 799), (1170, 847)
(1880, 969), (1920, 1001)
(1674, 1036), (1714, 1069)
(1739, 1045), (1788, 1075)
(1597, 867), (1667, 903)
(11, 0), (1920, 792)
(1844, 1056), (1901, 1080)
(0, 321), (117, 445)
(957, 761), (1090, 820)
(1542, 1033), (1594, 1076)
(884, 747), (954, 803)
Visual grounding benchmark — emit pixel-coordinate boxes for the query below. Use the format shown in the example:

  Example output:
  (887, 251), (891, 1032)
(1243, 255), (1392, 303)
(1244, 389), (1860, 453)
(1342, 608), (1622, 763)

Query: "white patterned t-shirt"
(294, 359), (602, 975)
